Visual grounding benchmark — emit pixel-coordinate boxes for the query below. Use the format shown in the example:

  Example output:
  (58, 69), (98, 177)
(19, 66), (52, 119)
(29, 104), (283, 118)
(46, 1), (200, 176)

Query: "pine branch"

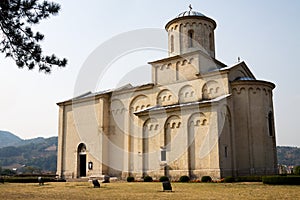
(0, 0), (67, 73)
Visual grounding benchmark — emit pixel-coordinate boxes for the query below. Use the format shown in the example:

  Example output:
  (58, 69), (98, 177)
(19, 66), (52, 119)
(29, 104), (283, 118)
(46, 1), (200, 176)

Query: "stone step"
(66, 175), (119, 182)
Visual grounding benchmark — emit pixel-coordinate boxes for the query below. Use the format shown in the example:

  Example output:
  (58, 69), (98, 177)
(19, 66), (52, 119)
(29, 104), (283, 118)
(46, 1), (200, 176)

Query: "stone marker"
(103, 175), (110, 183)
(162, 181), (172, 192)
(92, 179), (100, 188)
(38, 177), (44, 186)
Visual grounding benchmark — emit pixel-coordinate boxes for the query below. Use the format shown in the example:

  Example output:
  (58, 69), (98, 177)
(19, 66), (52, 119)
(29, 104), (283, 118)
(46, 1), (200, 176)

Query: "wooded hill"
(0, 131), (57, 173)
(277, 146), (300, 166)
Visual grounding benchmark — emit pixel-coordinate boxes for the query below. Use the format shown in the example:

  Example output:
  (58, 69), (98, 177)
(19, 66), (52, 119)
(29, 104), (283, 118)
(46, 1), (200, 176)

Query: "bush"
(3, 177), (56, 183)
(159, 176), (169, 182)
(179, 175), (190, 182)
(224, 176), (235, 183)
(262, 176), (300, 185)
(143, 176), (153, 182)
(294, 166), (300, 175)
(201, 176), (212, 183)
(236, 176), (262, 182)
(126, 176), (135, 182)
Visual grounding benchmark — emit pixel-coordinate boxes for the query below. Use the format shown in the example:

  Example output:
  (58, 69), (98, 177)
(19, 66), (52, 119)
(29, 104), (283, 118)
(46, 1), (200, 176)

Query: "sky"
(0, 0), (300, 147)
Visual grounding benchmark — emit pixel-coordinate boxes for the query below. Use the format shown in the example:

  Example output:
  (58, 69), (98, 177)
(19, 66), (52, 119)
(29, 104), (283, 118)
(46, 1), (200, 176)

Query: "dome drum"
(166, 8), (216, 58)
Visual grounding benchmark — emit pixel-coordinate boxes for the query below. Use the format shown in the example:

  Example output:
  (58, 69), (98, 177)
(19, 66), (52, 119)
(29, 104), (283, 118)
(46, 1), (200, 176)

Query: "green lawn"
(0, 181), (299, 199)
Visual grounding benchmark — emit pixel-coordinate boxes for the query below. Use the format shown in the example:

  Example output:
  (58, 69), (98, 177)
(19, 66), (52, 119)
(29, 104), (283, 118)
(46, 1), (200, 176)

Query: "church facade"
(56, 9), (278, 180)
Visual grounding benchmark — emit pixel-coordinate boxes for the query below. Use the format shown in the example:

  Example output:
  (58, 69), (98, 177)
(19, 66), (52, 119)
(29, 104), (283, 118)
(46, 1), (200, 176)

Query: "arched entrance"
(77, 143), (87, 177)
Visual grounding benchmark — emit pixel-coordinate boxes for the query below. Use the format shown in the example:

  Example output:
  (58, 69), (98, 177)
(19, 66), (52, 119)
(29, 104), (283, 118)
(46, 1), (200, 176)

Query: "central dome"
(176, 10), (205, 18)
(165, 7), (216, 30)
(165, 6), (217, 58)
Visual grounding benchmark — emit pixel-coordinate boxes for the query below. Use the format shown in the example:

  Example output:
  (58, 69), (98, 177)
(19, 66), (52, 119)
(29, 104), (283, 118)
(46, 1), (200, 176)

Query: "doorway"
(78, 143), (87, 177)
(79, 154), (86, 177)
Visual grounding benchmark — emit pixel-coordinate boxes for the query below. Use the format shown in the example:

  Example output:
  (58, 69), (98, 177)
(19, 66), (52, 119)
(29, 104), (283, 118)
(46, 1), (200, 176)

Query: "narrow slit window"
(188, 30), (194, 48)
(161, 148), (166, 161)
(209, 33), (213, 51)
(268, 112), (274, 137)
(170, 35), (174, 52)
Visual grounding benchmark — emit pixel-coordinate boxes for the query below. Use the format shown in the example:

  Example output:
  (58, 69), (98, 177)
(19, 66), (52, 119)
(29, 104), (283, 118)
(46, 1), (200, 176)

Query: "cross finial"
(189, 4), (192, 11)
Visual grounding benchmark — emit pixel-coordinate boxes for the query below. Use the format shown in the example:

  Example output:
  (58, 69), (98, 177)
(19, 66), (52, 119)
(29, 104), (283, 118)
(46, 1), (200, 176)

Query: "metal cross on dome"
(189, 4), (192, 11)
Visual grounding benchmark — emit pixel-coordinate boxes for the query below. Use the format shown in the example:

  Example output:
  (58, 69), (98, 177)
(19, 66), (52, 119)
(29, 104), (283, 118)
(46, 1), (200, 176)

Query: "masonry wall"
(231, 81), (277, 176)
(57, 96), (110, 179)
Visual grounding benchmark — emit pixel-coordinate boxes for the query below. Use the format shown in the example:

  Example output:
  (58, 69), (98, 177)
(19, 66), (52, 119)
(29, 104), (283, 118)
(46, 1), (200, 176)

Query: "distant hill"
(0, 130), (54, 148)
(0, 130), (58, 173)
(0, 130), (22, 148)
(277, 146), (300, 166)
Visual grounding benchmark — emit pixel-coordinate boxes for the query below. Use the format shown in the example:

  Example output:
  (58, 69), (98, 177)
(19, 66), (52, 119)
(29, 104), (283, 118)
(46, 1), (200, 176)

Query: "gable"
(226, 62), (256, 82)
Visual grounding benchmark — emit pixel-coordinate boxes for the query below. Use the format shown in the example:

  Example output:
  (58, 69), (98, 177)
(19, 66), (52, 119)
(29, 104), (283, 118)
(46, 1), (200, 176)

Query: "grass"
(0, 181), (299, 200)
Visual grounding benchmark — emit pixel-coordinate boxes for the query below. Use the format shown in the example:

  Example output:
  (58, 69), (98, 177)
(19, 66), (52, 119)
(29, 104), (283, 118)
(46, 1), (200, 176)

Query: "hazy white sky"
(0, 0), (299, 147)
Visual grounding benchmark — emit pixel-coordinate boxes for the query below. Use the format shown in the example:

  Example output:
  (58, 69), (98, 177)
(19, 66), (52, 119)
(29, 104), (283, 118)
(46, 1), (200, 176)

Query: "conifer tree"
(0, 0), (67, 73)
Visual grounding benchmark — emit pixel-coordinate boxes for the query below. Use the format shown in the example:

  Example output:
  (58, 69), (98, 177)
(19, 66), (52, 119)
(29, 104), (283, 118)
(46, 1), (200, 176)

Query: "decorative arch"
(129, 94), (149, 114)
(188, 112), (207, 127)
(142, 118), (151, 175)
(111, 99), (126, 115)
(157, 89), (176, 105)
(202, 80), (220, 100)
(142, 117), (160, 175)
(128, 95), (150, 173)
(182, 59), (188, 65)
(187, 112), (207, 178)
(164, 115), (181, 151)
(178, 85), (197, 103)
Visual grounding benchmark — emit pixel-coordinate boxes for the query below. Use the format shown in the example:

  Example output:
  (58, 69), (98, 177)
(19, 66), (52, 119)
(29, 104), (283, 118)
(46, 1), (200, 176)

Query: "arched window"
(188, 30), (194, 48)
(268, 112), (274, 137)
(170, 35), (174, 52)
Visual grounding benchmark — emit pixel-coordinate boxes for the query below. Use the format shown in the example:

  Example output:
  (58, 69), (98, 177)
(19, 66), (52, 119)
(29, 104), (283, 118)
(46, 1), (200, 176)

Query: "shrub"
(262, 176), (300, 185)
(201, 176), (212, 183)
(179, 175), (190, 182)
(126, 176), (135, 182)
(3, 177), (56, 183)
(159, 176), (169, 182)
(143, 176), (153, 182)
(224, 176), (235, 183)
(294, 166), (300, 175)
(236, 176), (262, 182)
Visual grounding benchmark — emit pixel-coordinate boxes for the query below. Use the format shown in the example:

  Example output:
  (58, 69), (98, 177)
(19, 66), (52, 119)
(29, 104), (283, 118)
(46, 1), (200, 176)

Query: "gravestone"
(162, 181), (172, 192)
(92, 179), (100, 188)
(102, 175), (110, 183)
(38, 177), (44, 186)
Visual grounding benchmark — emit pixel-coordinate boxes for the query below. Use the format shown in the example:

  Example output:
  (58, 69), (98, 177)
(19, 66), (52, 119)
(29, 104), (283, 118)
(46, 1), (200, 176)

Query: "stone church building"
(57, 8), (277, 180)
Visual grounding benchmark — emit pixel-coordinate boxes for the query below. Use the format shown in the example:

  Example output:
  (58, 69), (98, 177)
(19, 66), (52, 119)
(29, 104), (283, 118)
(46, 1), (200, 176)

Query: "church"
(56, 8), (278, 180)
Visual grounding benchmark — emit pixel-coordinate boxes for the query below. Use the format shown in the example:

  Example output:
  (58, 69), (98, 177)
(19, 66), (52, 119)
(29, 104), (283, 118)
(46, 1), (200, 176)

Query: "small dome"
(165, 5), (216, 30)
(176, 10), (205, 18)
(235, 77), (255, 81)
